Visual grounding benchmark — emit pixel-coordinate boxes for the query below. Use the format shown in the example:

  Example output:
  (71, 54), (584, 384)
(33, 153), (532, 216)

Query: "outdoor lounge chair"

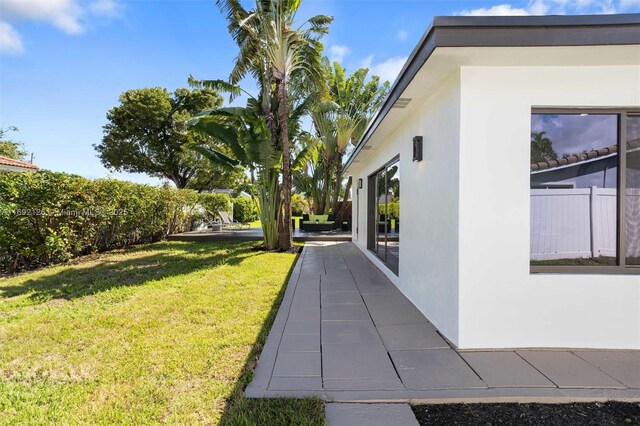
(218, 211), (250, 229)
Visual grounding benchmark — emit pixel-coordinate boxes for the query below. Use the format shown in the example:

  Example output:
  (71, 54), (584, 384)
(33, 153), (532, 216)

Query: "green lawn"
(0, 241), (324, 425)
(530, 256), (617, 266)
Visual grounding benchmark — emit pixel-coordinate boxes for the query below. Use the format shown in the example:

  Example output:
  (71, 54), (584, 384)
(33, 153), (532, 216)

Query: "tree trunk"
(335, 175), (352, 224)
(319, 157), (332, 214)
(331, 152), (344, 215)
(277, 79), (293, 250)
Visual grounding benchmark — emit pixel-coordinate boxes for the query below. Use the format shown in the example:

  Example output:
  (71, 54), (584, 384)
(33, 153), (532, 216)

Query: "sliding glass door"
(369, 158), (400, 275)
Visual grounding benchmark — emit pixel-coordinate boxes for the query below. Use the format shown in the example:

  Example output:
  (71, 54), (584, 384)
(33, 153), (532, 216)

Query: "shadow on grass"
(0, 241), (261, 304)
(219, 247), (325, 426)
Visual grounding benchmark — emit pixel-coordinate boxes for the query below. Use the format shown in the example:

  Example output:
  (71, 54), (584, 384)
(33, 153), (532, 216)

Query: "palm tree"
(215, 0), (332, 250)
(188, 99), (282, 249)
(310, 98), (339, 213)
(292, 131), (325, 212)
(531, 131), (558, 163)
(188, 96), (318, 250)
(313, 62), (389, 220)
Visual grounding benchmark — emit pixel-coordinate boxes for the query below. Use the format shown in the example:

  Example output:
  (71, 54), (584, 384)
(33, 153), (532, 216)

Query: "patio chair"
(218, 211), (250, 229)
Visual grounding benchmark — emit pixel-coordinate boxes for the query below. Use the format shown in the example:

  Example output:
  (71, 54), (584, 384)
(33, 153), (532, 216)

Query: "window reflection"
(530, 114), (618, 266)
(372, 160), (399, 275)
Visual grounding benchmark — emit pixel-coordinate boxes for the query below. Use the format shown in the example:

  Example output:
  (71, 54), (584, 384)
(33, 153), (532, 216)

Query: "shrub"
(232, 197), (258, 223)
(378, 202), (399, 220)
(197, 193), (231, 223)
(291, 194), (310, 217)
(0, 170), (198, 272)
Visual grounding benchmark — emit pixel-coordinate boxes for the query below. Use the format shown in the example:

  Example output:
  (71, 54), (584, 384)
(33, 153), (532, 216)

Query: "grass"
(0, 241), (325, 425)
(530, 256), (617, 266)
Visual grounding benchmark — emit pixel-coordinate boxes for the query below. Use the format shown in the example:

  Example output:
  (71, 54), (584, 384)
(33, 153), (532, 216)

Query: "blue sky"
(1, 0), (639, 185)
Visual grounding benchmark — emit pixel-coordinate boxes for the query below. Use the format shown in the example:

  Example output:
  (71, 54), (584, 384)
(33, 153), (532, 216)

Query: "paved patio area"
(246, 242), (640, 403)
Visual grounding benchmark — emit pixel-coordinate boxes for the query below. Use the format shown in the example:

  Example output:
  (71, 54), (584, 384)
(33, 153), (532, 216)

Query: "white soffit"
(364, 44), (640, 154)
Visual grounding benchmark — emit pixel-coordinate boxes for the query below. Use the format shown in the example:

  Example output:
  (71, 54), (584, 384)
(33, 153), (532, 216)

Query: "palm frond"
(190, 145), (242, 171)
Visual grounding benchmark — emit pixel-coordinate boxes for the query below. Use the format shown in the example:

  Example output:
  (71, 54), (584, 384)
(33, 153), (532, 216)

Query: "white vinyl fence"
(530, 187), (616, 260)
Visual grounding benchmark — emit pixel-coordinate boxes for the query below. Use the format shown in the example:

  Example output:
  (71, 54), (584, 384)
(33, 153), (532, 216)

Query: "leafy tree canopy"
(531, 131), (558, 163)
(0, 126), (28, 161)
(95, 87), (243, 189)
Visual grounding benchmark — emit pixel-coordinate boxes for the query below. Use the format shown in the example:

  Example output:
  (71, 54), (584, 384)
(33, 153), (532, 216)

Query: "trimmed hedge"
(0, 171), (198, 272)
(232, 197), (258, 223)
(291, 193), (310, 217)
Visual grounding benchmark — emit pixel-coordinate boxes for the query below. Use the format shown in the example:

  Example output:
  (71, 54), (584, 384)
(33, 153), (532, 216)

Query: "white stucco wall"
(350, 72), (462, 345)
(458, 65), (640, 349)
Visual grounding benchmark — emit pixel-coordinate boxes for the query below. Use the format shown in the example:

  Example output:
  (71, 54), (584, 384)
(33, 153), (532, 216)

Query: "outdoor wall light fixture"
(412, 136), (423, 162)
(357, 178), (363, 189)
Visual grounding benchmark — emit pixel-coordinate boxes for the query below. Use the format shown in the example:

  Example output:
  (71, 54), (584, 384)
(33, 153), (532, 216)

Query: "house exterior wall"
(350, 72), (462, 345)
(0, 165), (34, 173)
(458, 65), (640, 349)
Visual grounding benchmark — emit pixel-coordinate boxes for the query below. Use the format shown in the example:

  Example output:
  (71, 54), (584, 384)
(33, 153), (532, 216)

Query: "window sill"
(530, 266), (640, 275)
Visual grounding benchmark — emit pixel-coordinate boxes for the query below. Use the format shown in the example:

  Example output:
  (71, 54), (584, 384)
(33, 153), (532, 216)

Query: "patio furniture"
(378, 214), (391, 233)
(218, 211), (250, 229)
(300, 214), (337, 231)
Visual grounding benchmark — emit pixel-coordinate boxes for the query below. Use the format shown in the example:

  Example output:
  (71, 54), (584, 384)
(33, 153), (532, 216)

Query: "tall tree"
(95, 87), (237, 189)
(312, 62), (388, 219)
(215, 0), (332, 250)
(292, 132), (325, 212)
(531, 131), (558, 163)
(0, 126), (28, 161)
(188, 97), (317, 250)
(189, 100), (282, 249)
(329, 63), (388, 221)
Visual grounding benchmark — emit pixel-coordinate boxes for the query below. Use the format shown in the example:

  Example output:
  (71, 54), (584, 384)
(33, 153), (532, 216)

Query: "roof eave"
(343, 13), (640, 174)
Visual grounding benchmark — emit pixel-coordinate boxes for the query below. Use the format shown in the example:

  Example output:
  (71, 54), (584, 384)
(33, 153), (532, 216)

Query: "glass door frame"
(367, 155), (400, 274)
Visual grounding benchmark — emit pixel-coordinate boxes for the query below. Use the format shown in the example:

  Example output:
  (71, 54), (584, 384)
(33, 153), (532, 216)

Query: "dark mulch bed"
(412, 402), (640, 425)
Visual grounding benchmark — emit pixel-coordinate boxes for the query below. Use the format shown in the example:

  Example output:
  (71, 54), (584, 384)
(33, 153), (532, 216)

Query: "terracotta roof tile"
(0, 155), (39, 170)
(530, 139), (640, 172)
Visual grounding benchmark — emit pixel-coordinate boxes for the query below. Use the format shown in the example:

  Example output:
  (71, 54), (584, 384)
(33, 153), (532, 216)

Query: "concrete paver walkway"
(325, 403), (418, 426)
(246, 242), (640, 403)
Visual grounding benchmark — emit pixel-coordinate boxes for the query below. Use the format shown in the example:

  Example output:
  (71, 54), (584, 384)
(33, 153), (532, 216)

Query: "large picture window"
(530, 110), (640, 273)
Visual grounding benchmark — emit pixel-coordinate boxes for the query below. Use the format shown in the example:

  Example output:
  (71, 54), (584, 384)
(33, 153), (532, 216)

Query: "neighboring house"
(0, 155), (39, 173)
(344, 14), (640, 350)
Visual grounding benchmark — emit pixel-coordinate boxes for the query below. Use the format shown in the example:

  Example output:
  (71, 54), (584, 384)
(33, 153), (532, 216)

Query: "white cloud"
(528, 0), (551, 14)
(397, 30), (408, 41)
(369, 56), (408, 84)
(1, 0), (84, 34)
(89, 0), (122, 18)
(458, 0), (635, 16)
(460, 4), (530, 16)
(0, 0), (122, 54)
(0, 21), (23, 54)
(621, 0), (640, 8)
(328, 44), (350, 63)
(360, 54), (375, 69)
